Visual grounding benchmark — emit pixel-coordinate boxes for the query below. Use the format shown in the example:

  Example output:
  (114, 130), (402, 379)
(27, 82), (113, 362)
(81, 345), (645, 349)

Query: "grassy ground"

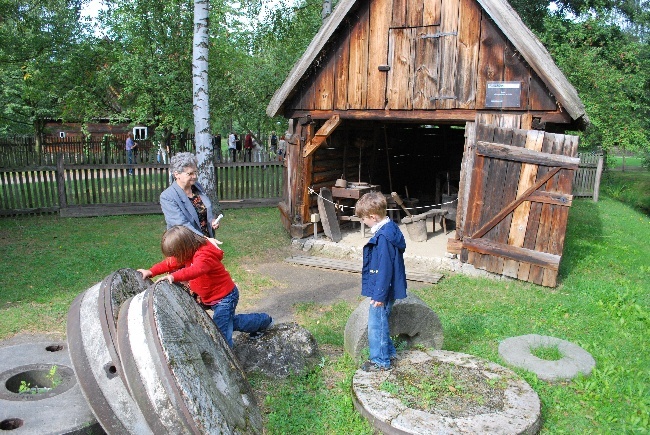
(609, 155), (645, 169)
(601, 169), (650, 214)
(0, 172), (648, 433)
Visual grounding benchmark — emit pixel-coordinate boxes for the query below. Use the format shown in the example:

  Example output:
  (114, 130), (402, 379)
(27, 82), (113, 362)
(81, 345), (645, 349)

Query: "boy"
(355, 191), (407, 371)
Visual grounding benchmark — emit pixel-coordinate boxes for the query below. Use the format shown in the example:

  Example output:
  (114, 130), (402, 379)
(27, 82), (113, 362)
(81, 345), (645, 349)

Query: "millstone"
(99, 268), (153, 376)
(67, 281), (153, 434)
(0, 341), (102, 434)
(498, 334), (596, 382)
(352, 350), (541, 434)
(117, 281), (263, 434)
(344, 294), (444, 360)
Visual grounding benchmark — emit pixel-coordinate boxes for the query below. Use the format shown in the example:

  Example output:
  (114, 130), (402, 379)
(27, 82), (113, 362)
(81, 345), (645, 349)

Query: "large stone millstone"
(0, 341), (102, 434)
(352, 350), (541, 434)
(67, 280), (153, 434)
(117, 281), (263, 434)
(100, 268), (153, 377)
(344, 294), (444, 360)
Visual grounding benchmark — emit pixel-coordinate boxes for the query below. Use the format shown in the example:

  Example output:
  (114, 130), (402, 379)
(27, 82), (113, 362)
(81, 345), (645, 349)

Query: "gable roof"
(267, 0), (588, 124)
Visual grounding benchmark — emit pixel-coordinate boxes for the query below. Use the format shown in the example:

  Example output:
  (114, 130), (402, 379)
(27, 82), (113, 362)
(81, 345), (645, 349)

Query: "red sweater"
(149, 242), (235, 306)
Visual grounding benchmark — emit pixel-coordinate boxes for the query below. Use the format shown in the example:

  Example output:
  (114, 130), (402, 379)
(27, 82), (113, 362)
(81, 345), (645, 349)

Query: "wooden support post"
(56, 153), (67, 210)
(593, 154), (603, 202)
(302, 114), (341, 157)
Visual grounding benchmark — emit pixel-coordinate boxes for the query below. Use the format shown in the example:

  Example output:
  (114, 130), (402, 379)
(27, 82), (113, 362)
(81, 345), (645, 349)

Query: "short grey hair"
(170, 152), (198, 174)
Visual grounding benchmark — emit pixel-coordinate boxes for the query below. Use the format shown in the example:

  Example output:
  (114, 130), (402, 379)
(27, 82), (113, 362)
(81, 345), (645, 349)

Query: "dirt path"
(238, 259), (429, 324)
(237, 261), (364, 323)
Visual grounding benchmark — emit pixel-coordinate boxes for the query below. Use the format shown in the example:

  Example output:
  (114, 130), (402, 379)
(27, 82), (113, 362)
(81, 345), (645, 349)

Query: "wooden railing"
(0, 155), (283, 217)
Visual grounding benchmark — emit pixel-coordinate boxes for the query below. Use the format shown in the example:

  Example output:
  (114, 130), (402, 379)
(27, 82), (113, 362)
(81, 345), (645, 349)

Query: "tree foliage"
(0, 0), (96, 139)
(539, 10), (649, 153)
(0, 0), (647, 159)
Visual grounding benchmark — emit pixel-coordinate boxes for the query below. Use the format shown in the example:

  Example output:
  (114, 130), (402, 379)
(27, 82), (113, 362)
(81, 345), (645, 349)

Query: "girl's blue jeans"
(211, 286), (271, 347)
(367, 299), (396, 368)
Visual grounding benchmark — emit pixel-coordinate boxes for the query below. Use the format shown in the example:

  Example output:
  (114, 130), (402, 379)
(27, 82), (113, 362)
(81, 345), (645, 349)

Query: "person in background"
(125, 132), (137, 175)
(212, 133), (222, 163)
(138, 225), (273, 347)
(277, 134), (287, 162)
(156, 141), (169, 164)
(354, 191), (407, 372)
(160, 152), (222, 238)
(235, 133), (242, 160)
(228, 132), (237, 162)
(244, 131), (253, 162)
(270, 131), (278, 155)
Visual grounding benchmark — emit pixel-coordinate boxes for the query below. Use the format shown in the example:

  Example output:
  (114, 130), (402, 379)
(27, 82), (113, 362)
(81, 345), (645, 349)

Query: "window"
(59, 131), (66, 138)
(133, 127), (148, 140)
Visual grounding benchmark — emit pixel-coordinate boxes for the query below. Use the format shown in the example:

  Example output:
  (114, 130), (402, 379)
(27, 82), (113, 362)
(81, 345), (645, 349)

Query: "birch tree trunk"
(193, 0), (219, 209)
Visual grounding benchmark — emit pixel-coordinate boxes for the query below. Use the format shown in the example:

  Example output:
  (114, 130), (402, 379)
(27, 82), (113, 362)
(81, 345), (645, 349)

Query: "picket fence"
(573, 151), (604, 202)
(0, 155), (283, 217)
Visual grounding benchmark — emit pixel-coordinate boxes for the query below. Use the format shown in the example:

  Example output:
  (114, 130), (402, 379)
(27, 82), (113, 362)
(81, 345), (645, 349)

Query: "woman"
(160, 152), (222, 237)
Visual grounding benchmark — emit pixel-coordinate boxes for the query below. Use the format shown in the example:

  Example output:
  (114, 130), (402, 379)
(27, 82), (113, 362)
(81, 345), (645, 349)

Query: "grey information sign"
(486, 81), (522, 108)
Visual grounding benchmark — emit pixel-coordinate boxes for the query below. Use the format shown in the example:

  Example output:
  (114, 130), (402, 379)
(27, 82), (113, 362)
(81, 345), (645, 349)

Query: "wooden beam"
(527, 190), (573, 206)
(302, 115), (341, 157)
(287, 109), (574, 125)
(470, 166), (561, 239)
(476, 141), (580, 170)
(463, 237), (560, 270)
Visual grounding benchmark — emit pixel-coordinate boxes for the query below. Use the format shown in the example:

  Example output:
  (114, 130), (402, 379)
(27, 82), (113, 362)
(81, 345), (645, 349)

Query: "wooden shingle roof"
(267, 0), (587, 124)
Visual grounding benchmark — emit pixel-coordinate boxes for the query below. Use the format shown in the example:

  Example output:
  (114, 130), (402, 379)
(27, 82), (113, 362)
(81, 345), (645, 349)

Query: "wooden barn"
(267, 0), (588, 287)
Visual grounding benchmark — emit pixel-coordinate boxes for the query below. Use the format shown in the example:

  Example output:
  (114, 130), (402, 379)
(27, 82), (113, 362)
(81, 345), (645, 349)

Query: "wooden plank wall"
(293, 0), (557, 113)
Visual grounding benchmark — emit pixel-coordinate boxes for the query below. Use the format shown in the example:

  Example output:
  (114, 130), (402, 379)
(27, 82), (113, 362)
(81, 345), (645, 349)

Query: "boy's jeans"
(368, 299), (396, 368)
(211, 286), (271, 347)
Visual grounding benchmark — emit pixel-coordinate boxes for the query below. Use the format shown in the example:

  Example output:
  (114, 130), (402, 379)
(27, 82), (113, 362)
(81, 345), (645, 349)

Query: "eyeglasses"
(181, 171), (197, 177)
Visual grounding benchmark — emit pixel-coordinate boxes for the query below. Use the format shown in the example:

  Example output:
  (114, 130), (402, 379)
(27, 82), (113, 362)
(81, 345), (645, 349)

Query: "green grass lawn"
(601, 169), (650, 214)
(0, 172), (648, 433)
(609, 155), (645, 169)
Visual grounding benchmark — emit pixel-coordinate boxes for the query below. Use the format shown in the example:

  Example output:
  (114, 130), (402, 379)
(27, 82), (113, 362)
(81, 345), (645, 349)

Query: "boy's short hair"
(355, 191), (387, 218)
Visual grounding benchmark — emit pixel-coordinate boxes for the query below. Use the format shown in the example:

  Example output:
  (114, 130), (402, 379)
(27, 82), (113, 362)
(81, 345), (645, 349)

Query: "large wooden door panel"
(460, 124), (579, 287)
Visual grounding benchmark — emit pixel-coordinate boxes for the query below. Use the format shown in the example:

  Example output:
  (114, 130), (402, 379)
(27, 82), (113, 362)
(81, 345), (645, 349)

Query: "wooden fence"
(0, 155), (283, 217)
(0, 136), (278, 167)
(573, 152), (604, 202)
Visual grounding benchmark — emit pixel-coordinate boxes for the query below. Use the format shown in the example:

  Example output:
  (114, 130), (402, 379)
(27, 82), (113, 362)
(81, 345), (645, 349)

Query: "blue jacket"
(361, 220), (407, 303)
(159, 181), (218, 237)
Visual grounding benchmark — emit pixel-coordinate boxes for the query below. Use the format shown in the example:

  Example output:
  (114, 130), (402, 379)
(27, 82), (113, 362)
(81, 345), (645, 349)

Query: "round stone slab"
(0, 341), (101, 434)
(498, 334), (596, 382)
(67, 282), (153, 434)
(352, 350), (541, 434)
(344, 294), (444, 360)
(99, 268), (153, 375)
(118, 281), (263, 434)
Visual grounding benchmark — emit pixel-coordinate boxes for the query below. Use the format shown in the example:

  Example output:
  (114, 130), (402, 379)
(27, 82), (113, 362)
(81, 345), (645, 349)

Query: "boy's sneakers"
(249, 317), (273, 340)
(361, 360), (391, 372)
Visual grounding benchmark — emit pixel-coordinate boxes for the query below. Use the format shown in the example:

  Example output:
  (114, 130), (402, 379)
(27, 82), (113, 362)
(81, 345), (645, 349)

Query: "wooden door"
(460, 123), (579, 287)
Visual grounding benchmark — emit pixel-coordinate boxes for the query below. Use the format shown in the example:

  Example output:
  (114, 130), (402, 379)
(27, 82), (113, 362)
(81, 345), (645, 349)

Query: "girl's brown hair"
(161, 225), (207, 263)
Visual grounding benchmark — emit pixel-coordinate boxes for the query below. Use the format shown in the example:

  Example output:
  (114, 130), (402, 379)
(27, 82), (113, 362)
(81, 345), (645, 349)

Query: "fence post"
(56, 153), (67, 210)
(593, 153), (603, 202)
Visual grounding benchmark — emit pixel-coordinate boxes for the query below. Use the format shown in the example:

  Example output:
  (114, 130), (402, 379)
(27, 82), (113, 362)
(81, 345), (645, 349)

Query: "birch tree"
(193, 0), (218, 205)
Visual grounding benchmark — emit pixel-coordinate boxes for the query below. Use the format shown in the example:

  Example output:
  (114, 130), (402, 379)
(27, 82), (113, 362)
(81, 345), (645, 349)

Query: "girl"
(139, 225), (272, 347)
